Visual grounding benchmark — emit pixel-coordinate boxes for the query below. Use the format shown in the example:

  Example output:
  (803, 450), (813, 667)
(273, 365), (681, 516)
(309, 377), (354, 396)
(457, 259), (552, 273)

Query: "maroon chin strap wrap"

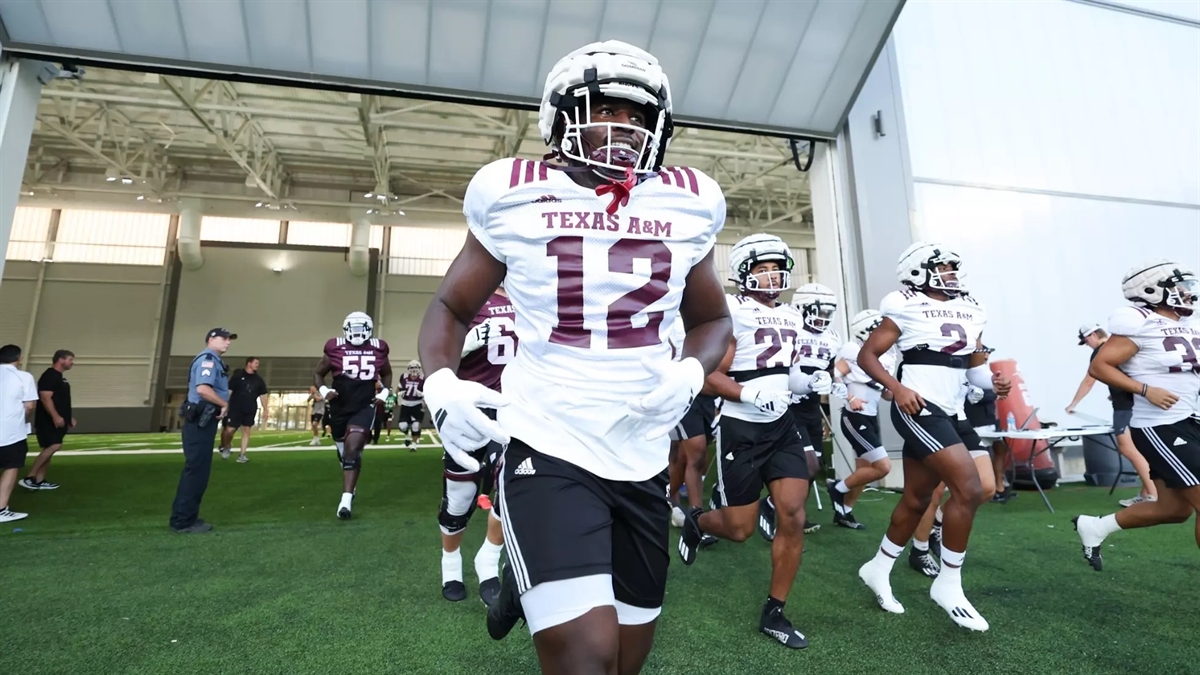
(595, 166), (636, 215)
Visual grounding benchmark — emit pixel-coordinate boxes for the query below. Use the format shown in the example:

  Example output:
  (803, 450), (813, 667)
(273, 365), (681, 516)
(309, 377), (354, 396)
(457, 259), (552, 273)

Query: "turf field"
(3, 436), (1197, 675)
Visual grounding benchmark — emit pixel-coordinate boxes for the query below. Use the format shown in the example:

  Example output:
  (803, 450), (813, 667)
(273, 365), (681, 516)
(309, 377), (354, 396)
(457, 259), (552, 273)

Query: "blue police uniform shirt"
(187, 349), (229, 404)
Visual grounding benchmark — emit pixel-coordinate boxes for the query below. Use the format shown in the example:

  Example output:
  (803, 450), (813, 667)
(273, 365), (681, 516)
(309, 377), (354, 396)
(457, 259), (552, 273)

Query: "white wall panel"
(915, 182), (1200, 421)
(894, 0), (1200, 206)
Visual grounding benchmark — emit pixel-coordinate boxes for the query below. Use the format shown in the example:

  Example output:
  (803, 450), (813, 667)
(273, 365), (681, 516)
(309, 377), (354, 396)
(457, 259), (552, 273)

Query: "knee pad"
(439, 479), (479, 535)
(411, 421), (422, 434)
(338, 439), (363, 471)
(397, 421), (410, 433)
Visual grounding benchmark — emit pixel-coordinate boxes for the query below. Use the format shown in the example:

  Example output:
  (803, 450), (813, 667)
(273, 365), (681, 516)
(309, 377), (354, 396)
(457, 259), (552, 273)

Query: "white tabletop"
(978, 425), (1114, 440)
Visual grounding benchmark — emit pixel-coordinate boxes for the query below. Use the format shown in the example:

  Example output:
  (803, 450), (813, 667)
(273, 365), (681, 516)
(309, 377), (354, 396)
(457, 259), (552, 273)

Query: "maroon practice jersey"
(398, 374), (425, 405)
(457, 292), (517, 392)
(324, 337), (391, 411)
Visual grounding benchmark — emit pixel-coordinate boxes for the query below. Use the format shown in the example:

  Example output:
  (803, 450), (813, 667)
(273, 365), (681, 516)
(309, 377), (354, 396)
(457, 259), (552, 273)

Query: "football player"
(313, 312), (392, 519)
(826, 309), (895, 530)
(854, 242), (1010, 632)
(396, 361), (425, 451)
(666, 321), (719, 535)
(676, 233), (812, 649)
(416, 40), (731, 675)
(439, 285), (515, 608)
(1073, 261), (1200, 569)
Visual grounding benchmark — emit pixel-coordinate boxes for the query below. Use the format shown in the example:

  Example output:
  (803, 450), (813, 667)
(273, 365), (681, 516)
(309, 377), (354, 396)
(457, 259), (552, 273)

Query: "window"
(54, 210), (171, 265)
(4, 207), (52, 261)
(387, 227), (467, 276)
(200, 217), (280, 243)
(286, 221), (386, 250)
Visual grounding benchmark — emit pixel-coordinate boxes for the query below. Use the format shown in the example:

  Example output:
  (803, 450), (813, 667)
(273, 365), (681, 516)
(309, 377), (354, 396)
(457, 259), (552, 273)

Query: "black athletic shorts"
(1112, 409), (1133, 436)
(328, 404), (376, 442)
(671, 394), (718, 443)
(222, 408), (258, 430)
(1130, 417), (1200, 490)
(311, 413), (324, 423)
(0, 439), (29, 470)
(396, 404), (423, 427)
(497, 439), (670, 609)
(35, 423), (67, 449)
(715, 414), (810, 508)
(789, 402), (825, 456)
(890, 402), (978, 460)
(841, 410), (883, 457)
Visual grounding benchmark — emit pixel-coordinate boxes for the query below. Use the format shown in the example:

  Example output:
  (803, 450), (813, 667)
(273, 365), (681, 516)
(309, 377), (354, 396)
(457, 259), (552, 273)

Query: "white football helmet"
(896, 242), (967, 296)
(539, 40), (674, 178)
(342, 311), (373, 346)
(1122, 261), (1198, 316)
(407, 360), (422, 377)
(850, 310), (884, 343)
(729, 234), (794, 299)
(792, 283), (837, 333)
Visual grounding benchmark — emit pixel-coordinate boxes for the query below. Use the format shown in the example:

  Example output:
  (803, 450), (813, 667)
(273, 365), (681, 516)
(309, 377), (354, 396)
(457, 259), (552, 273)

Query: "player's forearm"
(1088, 361), (1144, 396)
(704, 371), (742, 402)
(859, 352), (902, 394)
(681, 316), (733, 375)
(418, 299), (470, 374)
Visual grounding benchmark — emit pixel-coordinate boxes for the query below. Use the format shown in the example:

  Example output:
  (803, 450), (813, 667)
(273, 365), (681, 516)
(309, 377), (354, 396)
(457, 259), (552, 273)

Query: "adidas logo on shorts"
(514, 458), (536, 476)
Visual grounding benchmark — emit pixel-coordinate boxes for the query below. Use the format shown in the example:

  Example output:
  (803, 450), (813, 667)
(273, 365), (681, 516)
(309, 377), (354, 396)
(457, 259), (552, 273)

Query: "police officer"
(169, 328), (235, 533)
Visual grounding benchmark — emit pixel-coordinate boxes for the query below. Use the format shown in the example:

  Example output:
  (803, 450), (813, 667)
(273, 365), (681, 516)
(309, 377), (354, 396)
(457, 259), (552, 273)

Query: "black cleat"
(909, 547), (940, 578)
(929, 525), (943, 560)
(442, 580), (467, 602)
(479, 577), (501, 609)
(757, 497), (777, 542)
(487, 564), (526, 640)
(678, 507), (703, 565)
(759, 605), (808, 649)
(834, 511), (866, 530)
(803, 520), (820, 534)
(699, 533), (719, 549)
(337, 506), (352, 520)
(826, 478), (847, 514)
(171, 520), (213, 534)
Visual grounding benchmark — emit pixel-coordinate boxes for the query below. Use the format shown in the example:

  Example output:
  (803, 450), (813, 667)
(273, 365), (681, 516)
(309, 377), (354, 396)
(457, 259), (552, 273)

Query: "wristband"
(1141, 383), (1148, 397)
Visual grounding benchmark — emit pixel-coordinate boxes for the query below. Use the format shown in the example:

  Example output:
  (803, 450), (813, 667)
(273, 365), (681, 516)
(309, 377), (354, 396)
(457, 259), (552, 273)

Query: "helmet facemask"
(1163, 273), (1198, 316)
(552, 83), (667, 182)
(802, 302), (836, 333)
(925, 257), (967, 297)
(742, 259), (792, 300)
(343, 312), (373, 346)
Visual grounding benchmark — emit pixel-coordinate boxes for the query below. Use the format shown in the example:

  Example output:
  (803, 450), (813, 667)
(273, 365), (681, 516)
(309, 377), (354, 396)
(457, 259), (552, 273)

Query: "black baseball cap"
(206, 327), (238, 341)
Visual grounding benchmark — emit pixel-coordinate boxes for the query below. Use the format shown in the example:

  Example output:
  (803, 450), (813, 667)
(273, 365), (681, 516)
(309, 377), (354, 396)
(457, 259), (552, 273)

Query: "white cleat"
(337, 493), (353, 520)
(858, 561), (905, 614)
(1072, 515), (1106, 571)
(309, 438), (321, 446)
(671, 505), (685, 528)
(930, 576), (989, 632)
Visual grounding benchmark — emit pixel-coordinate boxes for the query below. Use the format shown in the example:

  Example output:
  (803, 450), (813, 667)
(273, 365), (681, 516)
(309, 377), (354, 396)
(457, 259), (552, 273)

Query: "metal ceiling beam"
(35, 115), (168, 197)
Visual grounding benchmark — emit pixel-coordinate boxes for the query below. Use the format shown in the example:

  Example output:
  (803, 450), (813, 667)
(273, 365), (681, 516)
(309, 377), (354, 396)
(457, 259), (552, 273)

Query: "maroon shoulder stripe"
(509, 158), (524, 188)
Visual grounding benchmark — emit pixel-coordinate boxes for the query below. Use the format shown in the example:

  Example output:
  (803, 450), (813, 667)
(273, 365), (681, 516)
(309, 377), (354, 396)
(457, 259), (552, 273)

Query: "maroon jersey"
(457, 292), (517, 392)
(324, 337), (391, 412)
(398, 374), (425, 406)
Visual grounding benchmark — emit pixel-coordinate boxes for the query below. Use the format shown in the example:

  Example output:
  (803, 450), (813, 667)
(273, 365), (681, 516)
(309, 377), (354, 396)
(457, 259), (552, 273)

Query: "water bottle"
(1006, 411), (1017, 431)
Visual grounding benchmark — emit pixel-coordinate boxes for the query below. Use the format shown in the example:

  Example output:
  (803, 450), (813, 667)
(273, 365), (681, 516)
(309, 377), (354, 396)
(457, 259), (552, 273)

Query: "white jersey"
(668, 320), (687, 362)
(466, 158), (725, 481)
(723, 294), (802, 423)
(837, 341), (897, 417)
(880, 289), (987, 417)
(1108, 306), (1200, 427)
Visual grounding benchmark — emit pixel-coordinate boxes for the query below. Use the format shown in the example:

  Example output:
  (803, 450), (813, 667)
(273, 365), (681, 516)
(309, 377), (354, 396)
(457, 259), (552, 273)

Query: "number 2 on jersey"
(755, 328), (798, 368)
(940, 323), (969, 354)
(1163, 336), (1200, 373)
(547, 237), (672, 349)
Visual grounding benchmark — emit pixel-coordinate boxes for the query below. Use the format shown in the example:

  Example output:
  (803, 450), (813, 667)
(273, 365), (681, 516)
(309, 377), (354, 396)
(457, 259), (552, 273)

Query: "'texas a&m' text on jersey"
(466, 159), (725, 481)
(1108, 306), (1200, 427)
(880, 289), (987, 417)
(457, 292), (518, 392)
(722, 294), (802, 424)
(324, 338), (391, 412)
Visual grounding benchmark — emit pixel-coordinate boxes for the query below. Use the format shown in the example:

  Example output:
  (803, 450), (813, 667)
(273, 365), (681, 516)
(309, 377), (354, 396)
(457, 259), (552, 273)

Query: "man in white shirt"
(0, 344), (39, 523)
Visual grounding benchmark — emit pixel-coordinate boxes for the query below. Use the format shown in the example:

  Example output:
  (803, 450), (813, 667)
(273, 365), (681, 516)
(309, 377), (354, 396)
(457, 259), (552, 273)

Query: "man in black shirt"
(1067, 324), (1156, 506)
(218, 357), (269, 463)
(21, 350), (75, 491)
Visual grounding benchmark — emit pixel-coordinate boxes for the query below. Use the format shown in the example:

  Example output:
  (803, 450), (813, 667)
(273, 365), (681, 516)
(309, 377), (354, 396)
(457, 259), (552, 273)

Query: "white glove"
(423, 368), (511, 472)
(375, 388), (390, 404)
(461, 319), (496, 358)
(967, 385), (985, 404)
(740, 386), (792, 415)
(808, 371), (833, 396)
(831, 382), (848, 399)
(319, 386), (336, 401)
(628, 357), (706, 441)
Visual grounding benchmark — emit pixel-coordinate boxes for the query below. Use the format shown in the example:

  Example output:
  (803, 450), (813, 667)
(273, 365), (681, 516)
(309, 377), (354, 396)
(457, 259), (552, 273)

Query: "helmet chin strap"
(545, 149), (640, 215)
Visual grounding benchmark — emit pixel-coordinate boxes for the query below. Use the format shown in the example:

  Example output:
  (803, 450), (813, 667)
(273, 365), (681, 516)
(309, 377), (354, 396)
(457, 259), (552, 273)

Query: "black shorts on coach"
(0, 439), (29, 470)
(35, 425), (67, 450)
(1130, 417), (1200, 490)
(497, 439), (670, 610)
(222, 408), (258, 430)
(715, 414), (810, 507)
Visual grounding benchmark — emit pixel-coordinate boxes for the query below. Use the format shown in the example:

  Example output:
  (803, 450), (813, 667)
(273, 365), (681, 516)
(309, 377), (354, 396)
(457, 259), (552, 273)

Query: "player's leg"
(237, 422), (252, 461)
(909, 483), (946, 577)
(922, 442), (990, 630)
(476, 508), (505, 607)
(667, 438), (685, 525)
(755, 423), (812, 649)
(386, 412), (394, 440)
(21, 439), (62, 489)
(990, 439), (1011, 502)
(333, 407), (373, 518)
(828, 412), (890, 529)
(608, 470), (671, 673)
(218, 420), (236, 459)
(410, 412), (422, 449)
(1116, 429), (1157, 504)
(439, 465), (481, 602)
(685, 418), (763, 555)
(310, 414), (322, 445)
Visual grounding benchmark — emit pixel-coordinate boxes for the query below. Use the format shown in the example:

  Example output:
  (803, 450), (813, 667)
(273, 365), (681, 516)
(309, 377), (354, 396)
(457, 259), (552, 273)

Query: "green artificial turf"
(53, 430), (438, 452)
(2, 445), (1197, 675)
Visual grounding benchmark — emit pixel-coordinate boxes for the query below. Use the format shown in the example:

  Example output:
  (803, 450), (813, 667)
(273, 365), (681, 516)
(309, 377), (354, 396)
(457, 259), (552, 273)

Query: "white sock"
(474, 539), (503, 582)
(834, 480), (849, 494)
(766, 496), (774, 509)
(934, 505), (944, 525)
(873, 535), (905, 569)
(340, 491), (353, 505)
(913, 538), (929, 552)
(940, 546), (965, 569)
(1097, 513), (1122, 537)
(442, 548), (463, 585)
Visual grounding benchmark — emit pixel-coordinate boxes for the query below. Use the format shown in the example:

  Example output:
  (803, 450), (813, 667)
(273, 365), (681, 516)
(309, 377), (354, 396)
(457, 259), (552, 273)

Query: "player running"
(417, 40), (731, 675)
(440, 285), (515, 607)
(313, 311), (392, 519)
(1073, 261), (1200, 569)
(396, 361), (424, 451)
(677, 234), (812, 649)
(826, 309), (895, 530)
(667, 321), (719, 536)
(854, 242), (1010, 632)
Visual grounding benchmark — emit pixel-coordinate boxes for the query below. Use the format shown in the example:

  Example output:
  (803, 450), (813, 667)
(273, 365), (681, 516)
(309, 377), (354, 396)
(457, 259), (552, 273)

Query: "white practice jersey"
(791, 326), (842, 402)
(467, 158), (725, 481)
(837, 341), (897, 417)
(723, 294), (802, 423)
(668, 319), (687, 362)
(880, 289), (987, 417)
(1108, 306), (1200, 427)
